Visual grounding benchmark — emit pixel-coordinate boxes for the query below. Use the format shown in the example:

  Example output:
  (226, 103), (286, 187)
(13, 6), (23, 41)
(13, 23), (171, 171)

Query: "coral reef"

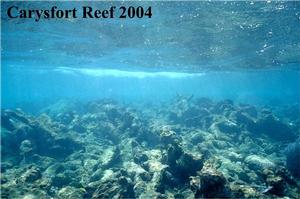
(1, 97), (299, 198)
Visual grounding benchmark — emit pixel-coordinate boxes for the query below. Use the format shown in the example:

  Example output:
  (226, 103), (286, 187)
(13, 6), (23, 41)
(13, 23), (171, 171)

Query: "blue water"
(2, 66), (300, 111)
(1, 1), (300, 111)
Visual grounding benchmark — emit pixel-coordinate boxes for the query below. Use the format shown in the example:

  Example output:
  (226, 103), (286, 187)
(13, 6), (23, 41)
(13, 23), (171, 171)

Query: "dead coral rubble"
(1, 98), (299, 198)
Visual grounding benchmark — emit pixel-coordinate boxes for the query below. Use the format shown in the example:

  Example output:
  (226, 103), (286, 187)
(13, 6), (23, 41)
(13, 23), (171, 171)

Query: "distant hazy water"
(2, 67), (299, 112)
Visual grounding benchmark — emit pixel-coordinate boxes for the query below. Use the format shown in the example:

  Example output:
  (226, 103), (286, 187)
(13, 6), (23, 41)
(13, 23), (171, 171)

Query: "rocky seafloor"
(1, 97), (300, 198)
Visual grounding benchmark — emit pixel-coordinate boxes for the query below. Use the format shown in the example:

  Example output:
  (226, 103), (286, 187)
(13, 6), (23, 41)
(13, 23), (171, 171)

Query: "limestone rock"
(58, 186), (86, 198)
(195, 167), (231, 198)
(245, 155), (275, 171)
(92, 172), (135, 199)
(20, 166), (42, 183)
(249, 115), (296, 141)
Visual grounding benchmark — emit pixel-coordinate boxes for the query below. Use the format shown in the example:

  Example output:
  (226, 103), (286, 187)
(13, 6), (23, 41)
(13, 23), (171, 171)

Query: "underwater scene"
(1, 1), (300, 198)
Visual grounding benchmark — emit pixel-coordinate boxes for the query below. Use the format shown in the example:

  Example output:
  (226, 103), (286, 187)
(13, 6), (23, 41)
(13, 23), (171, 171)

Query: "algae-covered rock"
(160, 127), (178, 145)
(100, 146), (121, 169)
(189, 131), (205, 145)
(133, 153), (149, 165)
(240, 105), (258, 118)
(260, 166), (298, 197)
(48, 136), (83, 159)
(265, 176), (287, 196)
(216, 120), (239, 134)
(19, 140), (34, 156)
(167, 96), (211, 128)
(175, 152), (203, 181)
(1, 162), (13, 173)
(124, 162), (150, 180)
(92, 172), (135, 199)
(232, 110), (256, 129)
(20, 166), (42, 183)
(245, 155), (275, 171)
(58, 186), (86, 199)
(194, 167), (231, 198)
(250, 115), (296, 141)
(153, 168), (173, 193)
(52, 173), (72, 187)
(230, 183), (261, 198)
(1, 109), (31, 130)
(165, 144), (183, 166)
(160, 130), (204, 183)
(1, 109), (83, 163)
(213, 99), (235, 115)
(227, 151), (243, 162)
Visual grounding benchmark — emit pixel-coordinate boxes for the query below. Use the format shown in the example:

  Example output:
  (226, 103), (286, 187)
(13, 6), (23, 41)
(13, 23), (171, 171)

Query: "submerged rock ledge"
(1, 97), (299, 198)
